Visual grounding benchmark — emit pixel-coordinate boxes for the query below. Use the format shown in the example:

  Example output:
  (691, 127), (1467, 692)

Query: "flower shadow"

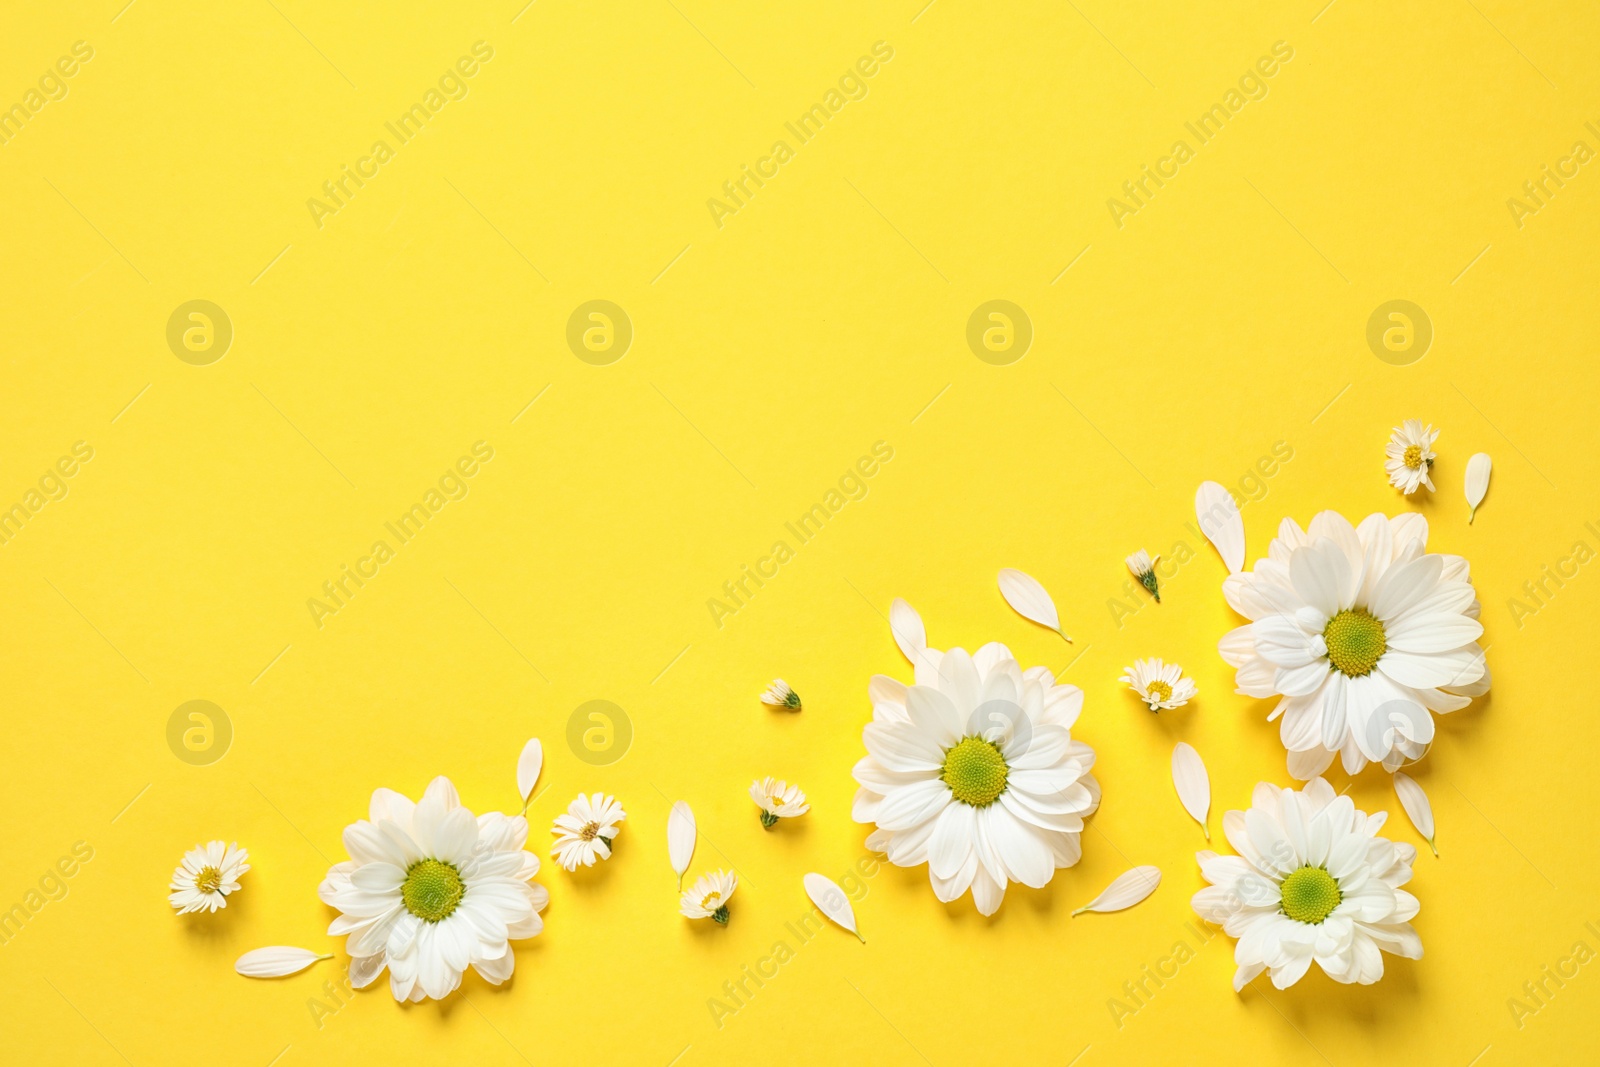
(562, 854), (619, 888)
(1245, 952), (1423, 1026)
(177, 886), (252, 946)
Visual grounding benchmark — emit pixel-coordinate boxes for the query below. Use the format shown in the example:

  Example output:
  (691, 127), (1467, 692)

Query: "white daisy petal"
(862, 720), (944, 772)
(803, 873), (865, 942)
(1289, 540), (1348, 619)
(1392, 772), (1438, 857)
(889, 597), (928, 666)
(1383, 612), (1483, 653)
(236, 946), (331, 978)
(906, 683), (964, 746)
(668, 801), (696, 888)
(1196, 481), (1247, 573)
(1073, 866), (1161, 916)
(1370, 553), (1444, 622)
(516, 739), (543, 810)
(1171, 743), (1211, 841)
(1464, 453), (1491, 522)
(997, 568), (1071, 642)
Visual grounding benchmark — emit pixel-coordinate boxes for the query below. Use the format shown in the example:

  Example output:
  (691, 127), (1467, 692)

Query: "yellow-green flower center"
(1403, 444), (1424, 470)
(1146, 680), (1173, 703)
(941, 736), (1009, 807)
(402, 859), (464, 923)
(1324, 608), (1387, 677)
(1280, 866), (1342, 924)
(195, 866), (222, 894)
(579, 821), (600, 841)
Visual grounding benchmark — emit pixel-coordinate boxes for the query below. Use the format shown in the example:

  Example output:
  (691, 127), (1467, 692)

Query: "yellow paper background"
(2, 2), (1597, 1064)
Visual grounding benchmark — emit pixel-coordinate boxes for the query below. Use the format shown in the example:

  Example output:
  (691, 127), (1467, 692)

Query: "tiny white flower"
(749, 777), (809, 829)
(1125, 549), (1161, 603)
(760, 678), (802, 710)
(169, 841), (249, 914)
(551, 792), (625, 871)
(1385, 420), (1438, 494)
(680, 869), (738, 924)
(1121, 658), (1197, 712)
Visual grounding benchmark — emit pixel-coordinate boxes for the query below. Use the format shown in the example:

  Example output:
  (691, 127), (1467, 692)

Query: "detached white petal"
(1465, 453), (1492, 523)
(1171, 743), (1211, 841)
(235, 947), (331, 978)
(997, 568), (1071, 642)
(1195, 482), (1245, 573)
(1393, 771), (1438, 856)
(1073, 866), (1161, 916)
(668, 801), (696, 889)
(803, 873), (865, 942)
(517, 738), (543, 812)
(889, 597), (927, 665)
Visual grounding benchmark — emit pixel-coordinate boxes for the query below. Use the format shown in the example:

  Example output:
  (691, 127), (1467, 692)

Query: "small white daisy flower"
(551, 792), (625, 871)
(169, 841), (249, 914)
(760, 678), (802, 711)
(1125, 549), (1161, 603)
(1121, 658), (1197, 712)
(680, 869), (738, 924)
(1385, 420), (1438, 494)
(749, 777), (809, 829)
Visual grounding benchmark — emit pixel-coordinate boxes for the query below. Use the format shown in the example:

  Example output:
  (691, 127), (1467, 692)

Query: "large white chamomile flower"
(1218, 512), (1489, 779)
(853, 643), (1100, 916)
(1193, 778), (1422, 990)
(318, 777), (548, 1003)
